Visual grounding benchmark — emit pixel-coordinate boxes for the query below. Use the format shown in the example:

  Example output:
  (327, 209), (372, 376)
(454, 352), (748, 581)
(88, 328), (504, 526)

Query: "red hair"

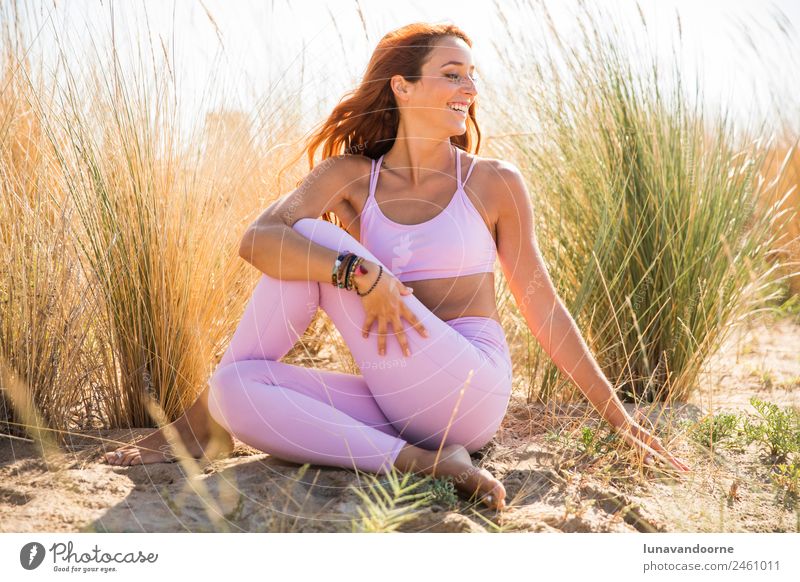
(285, 22), (482, 227)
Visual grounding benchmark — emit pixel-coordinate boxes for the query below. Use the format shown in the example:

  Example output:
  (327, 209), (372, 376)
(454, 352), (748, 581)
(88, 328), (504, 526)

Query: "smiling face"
(391, 35), (478, 137)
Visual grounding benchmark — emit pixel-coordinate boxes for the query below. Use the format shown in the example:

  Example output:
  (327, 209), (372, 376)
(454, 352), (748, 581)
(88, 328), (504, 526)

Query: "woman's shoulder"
(306, 154), (374, 199)
(463, 153), (524, 198)
(311, 153), (373, 177)
(464, 153), (522, 182)
(463, 154), (528, 219)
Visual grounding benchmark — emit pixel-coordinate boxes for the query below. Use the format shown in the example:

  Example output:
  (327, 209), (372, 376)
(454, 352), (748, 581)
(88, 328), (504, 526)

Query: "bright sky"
(8, 0), (800, 141)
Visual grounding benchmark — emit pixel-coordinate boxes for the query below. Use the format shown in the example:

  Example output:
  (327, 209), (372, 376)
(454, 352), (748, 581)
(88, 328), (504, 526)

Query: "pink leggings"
(207, 218), (513, 475)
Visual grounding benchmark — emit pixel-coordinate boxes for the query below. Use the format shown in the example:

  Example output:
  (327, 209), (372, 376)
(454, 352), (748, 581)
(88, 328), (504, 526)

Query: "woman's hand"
(615, 410), (692, 474)
(354, 259), (429, 357)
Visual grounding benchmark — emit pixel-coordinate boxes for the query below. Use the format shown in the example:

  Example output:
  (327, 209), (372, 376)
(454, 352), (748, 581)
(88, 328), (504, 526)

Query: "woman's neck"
(382, 139), (454, 187)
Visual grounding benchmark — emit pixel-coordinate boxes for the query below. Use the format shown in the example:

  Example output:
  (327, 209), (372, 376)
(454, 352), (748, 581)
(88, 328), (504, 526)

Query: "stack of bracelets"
(331, 251), (383, 297)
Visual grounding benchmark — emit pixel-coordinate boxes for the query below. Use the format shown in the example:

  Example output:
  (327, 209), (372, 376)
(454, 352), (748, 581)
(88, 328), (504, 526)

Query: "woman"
(104, 23), (690, 510)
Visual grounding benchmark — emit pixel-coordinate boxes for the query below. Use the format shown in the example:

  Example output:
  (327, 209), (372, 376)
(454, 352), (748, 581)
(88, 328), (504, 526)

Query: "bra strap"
(455, 146), (462, 188)
(463, 155), (477, 188)
(369, 155), (383, 199)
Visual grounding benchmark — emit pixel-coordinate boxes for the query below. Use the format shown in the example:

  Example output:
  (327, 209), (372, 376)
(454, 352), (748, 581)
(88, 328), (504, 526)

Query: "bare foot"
(104, 412), (233, 467)
(396, 443), (506, 510)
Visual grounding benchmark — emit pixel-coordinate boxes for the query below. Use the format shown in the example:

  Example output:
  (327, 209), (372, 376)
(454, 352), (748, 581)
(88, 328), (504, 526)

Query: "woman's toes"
(476, 471), (505, 510)
(490, 485), (506, 510)
(105, 451), (125, 465)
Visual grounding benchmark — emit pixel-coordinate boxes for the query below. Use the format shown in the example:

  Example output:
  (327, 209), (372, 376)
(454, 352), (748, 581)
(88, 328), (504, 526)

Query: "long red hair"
(284, 22), (482, 227)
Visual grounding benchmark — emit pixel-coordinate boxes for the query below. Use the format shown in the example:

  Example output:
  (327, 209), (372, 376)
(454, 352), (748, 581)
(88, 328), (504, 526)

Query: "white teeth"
(448, 103), (468, 113)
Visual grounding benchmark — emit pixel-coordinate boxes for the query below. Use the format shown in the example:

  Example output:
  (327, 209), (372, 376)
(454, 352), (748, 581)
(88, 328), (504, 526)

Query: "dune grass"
(0, 1), (799, 532)
(759, 132), (800, 296)
(0, 15), (92, 445)
(483, 1), (794, 404)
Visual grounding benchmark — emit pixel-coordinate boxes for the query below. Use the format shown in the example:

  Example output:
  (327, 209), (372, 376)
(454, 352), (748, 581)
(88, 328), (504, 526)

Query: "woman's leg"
(208, 218), (512, 475)
(292, 217), (513, 453)
(207, 234), (409, 474)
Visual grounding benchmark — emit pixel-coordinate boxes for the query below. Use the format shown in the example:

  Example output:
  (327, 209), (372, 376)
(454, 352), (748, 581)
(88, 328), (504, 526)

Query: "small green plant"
(544, 428), (571, 447)
(742, 397), (800, 460)
(758, 368), (776, 390)
(688, 412), (742, 450)
(350, 469), (434, 533)
(576, 425), (619, 457)
(420, 476), (459, 509)
(771, 460), (800, 507)
(772, 291), (800, 323)
(579, 426), (598, 455)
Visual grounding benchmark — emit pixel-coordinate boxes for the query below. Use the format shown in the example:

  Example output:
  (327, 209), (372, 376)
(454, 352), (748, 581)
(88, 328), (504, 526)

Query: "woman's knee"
(463, 432), (495, 454)
(208, 362), (238, 430)
(451, 409), (506, 453)
(207, 360), (268, 430)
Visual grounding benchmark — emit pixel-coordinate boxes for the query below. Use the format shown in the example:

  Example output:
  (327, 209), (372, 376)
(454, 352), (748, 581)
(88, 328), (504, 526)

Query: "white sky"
(6, 0), (800, 141)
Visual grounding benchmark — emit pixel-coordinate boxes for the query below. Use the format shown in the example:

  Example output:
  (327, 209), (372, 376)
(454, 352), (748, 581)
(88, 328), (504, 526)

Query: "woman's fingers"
(639, 430), (692, 472)
(630, 411), (692, 473)
(392, 316), (411, 357)
(625, 424), (692, 474)
(377, 318), (387, 356)
(401, 305), (429, 338)
(362, 313), (375, 339)
(666, 455), (691, 472)
(651, 443), (692, 473)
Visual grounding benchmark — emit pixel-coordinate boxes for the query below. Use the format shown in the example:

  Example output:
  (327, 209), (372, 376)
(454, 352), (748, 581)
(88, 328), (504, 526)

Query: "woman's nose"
(463, 76), (478, 96)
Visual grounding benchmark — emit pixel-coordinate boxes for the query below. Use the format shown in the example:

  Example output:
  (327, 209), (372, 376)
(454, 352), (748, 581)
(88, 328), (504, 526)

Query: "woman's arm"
(491, 160), (691, 473)
(239, 155), (371, 287)
(492, 161), (634, 430)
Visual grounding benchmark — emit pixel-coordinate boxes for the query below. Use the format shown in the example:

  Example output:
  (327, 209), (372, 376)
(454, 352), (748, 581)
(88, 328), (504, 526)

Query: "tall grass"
(0, 12), (94, 443)
(0, 2), (305, 438)
(46, 37), (298, 428)
(486, 2), (791, 403)
(759, 133), (800, 297)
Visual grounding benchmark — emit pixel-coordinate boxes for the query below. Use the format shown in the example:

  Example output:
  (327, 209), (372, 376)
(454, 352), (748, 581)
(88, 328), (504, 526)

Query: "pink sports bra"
(359, 147), (497, 283)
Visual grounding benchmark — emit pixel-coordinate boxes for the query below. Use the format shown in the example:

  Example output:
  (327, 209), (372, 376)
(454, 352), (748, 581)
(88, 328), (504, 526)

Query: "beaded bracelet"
(331, 251), (377, 295)
(345, 255), (362, 291)
(353, 257), (368, 290)
(334, 251), (353, 288)
(340, 253), (357, 289)
(356, 264), (382, 297)
(331, 251), (349, 287)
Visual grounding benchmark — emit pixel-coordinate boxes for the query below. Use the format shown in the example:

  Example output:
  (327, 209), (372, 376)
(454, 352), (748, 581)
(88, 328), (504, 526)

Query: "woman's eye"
(445, 72), (479, 85)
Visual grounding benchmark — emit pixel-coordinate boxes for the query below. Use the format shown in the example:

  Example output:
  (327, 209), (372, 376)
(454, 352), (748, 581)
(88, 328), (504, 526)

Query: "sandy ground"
(1, 315), (799, 533)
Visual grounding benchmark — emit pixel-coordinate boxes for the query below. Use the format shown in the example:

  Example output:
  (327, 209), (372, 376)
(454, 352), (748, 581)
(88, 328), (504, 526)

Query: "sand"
(2, 315), (799, 533)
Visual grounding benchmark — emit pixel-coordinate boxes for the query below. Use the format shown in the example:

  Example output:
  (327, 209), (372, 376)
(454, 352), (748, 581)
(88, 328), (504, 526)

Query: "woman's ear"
(390, 74), (410, 101)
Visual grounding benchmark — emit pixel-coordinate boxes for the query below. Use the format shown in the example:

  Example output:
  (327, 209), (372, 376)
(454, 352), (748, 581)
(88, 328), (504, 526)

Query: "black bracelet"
(342, 254), (359, 290)
(337, 253), (355, 288)
(357, 265), (382, 297)
(346, 255), (362, 291)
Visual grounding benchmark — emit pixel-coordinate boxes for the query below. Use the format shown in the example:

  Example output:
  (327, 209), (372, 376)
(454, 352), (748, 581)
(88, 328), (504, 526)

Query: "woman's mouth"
(447, 102), (469, 117)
